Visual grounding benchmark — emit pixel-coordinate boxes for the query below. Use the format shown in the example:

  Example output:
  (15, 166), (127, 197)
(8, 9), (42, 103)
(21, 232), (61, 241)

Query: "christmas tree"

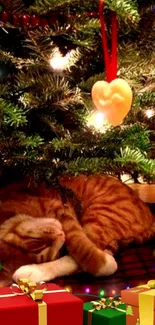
(126, 305), (133, 316)
(0, 0), (155, 186)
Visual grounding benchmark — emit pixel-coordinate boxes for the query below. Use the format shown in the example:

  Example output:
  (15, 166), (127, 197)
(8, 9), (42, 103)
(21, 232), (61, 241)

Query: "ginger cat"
(0, 174), (154, 287)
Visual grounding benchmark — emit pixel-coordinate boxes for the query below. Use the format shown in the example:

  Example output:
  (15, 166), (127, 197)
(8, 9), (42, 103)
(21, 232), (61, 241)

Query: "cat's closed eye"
(0, 213), (65, 284)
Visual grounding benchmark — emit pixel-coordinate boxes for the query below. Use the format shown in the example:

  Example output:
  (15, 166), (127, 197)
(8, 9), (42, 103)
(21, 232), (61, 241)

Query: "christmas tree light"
(145, 109), (154, 118)
(49, 51), (69, 72)
(64, 286), (72, 293)
(87, 111), (109, 132)
(49, 48), (80, 72)
(99, 290), (105, 296)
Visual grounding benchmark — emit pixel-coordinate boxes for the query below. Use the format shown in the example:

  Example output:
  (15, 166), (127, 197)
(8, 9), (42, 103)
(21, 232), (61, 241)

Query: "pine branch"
(92, 124), (151, 157)
(20, 133), (44, 149)
(0, 132), (44, 163)
(28, 0), (99, 15)
(118, 48), (154, 89)
(115, 147), (155, 180)
(28, 0), (70, 14)
(14, 70), (38, 92)
(41, 117), (66, 138)
(25, 74), (84, 110)
(0, 84), (10, 97)
(79, 73), (104, 92)
(71, 18), (101, 48)
(118, 147), (147, 164)
(118, 8), (155, 86)
(0, 0), (25, 13)
(50, 138), (80, 152)
(0, 132), (43, 148)
(62, 157), (118, 175)
(14, 70), (85, 113)
(77, 18), (100, 34)
(0, 99), (27, 127)
(0, 49), (35, 70)
(24, 30), (81, 71)
(105, 0), (140, 24)
(28, 0), (140, 25)
(134, 92), (155, 109)
(124, 92), (155, 127)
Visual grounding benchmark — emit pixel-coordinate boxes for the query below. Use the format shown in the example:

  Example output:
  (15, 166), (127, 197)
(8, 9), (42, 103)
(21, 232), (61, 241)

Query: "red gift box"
(0, 282), (83, 325)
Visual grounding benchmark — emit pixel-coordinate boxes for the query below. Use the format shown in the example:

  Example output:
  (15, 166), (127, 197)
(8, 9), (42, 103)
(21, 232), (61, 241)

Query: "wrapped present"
(121, 280), (155, 325)
(83, 297), (126, 325)
(0, 279), (83, 325)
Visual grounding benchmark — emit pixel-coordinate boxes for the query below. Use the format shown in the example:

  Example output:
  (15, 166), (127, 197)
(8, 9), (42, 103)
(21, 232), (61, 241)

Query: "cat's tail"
(60, 203), (117, 277)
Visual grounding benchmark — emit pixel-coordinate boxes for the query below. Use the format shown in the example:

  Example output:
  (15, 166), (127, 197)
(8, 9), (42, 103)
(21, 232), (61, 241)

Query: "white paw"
(12, 264), (53, 283)
(95, 253), (118, 277)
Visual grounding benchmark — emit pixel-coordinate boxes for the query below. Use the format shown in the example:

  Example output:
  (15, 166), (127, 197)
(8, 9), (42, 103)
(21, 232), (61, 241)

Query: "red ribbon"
(99, 0), (118, 82)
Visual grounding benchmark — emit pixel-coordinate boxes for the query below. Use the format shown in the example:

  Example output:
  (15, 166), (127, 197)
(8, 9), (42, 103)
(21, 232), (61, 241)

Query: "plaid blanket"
(55, 239), (155, 300)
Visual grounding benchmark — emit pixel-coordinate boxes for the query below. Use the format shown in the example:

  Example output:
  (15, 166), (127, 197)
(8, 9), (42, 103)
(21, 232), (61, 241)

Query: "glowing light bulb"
(85, 288), (90, 293)
(112, 290), (116, 295)
(87, 111), (107, 132)
(126, 286), (130, 289)
(49, 55), (68, 71)
(65, 286), (72, 292)
(49, 48), (78, 72)
(145, 109), (154, 118)
(99, 290), (105, 296)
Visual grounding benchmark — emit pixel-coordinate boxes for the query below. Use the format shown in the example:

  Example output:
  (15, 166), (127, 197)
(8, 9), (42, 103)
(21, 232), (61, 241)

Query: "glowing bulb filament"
(146, 109), (154, 118)
(87, 111), (106, 131)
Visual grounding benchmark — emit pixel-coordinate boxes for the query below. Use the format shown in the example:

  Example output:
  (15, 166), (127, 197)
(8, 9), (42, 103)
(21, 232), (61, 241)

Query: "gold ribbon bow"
(92, 298), (106, 310)
(11, 278), (48, 302)
(11, 278), (48, 325)
(91, 297), (125, 311)
(88, 297), (126, 325)
(148, 280), (155, 289)
(0, 278), (67, 325)
(136, 280), (155, 290)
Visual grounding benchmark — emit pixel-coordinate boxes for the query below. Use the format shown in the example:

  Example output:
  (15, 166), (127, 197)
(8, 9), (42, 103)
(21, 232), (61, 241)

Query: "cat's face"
(0, 214), (65, 287)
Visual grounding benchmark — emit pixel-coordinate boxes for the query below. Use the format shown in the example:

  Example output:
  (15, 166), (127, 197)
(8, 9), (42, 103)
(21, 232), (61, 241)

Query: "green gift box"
(83, 299), (126, 325)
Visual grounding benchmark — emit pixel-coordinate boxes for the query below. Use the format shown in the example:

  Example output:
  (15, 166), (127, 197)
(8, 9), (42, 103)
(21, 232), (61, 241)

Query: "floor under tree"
(54, 239), (155, 301)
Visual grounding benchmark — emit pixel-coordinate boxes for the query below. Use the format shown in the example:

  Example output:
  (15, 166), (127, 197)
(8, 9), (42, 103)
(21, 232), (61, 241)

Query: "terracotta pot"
(128, 183), (155, 203)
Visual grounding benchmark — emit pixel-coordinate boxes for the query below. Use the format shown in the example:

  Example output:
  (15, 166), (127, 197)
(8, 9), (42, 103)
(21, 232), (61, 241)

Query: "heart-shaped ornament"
(91, 78), (133, 126)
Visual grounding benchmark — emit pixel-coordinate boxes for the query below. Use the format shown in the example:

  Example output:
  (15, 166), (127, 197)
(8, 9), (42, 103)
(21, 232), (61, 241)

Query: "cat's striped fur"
(0, 174), (154, 286)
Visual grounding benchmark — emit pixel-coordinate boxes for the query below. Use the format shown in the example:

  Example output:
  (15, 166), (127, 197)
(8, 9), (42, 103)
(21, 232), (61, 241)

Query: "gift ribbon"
(99, 0), (118, 82)
(137, 280), (155, 325)
(0, 278), (67, 325)
(87, 297), (126, 325)
(137, 280), (155, 289)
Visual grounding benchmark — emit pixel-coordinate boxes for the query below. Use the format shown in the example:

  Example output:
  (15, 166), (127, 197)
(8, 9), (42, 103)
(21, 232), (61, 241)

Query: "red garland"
(0, 11), (54, 28)
(0, 10), (99, 28)
(99, 0), (118, 82)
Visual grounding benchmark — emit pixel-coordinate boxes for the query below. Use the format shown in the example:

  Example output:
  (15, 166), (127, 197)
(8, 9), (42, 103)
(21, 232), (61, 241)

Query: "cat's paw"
(94, 253), (117, 277)
(12, 264), (54, 283)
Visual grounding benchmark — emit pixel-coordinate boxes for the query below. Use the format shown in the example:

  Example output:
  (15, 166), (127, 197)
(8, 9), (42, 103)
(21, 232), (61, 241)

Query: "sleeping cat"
(0, 174), (154, 287)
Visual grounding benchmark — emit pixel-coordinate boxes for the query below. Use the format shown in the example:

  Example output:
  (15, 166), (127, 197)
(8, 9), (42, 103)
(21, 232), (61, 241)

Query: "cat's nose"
(57, 232), (65, 242)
